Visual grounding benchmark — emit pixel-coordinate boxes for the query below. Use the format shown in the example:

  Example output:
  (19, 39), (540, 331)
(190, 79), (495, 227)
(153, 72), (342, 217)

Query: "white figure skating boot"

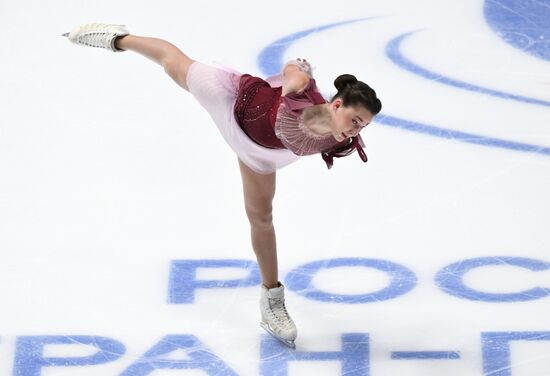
(260, 282), (297, 349)
(62, 23), (130, 52)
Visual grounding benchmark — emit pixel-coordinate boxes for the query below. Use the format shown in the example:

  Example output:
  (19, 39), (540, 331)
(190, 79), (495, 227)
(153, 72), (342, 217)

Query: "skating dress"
(185, 59), (367, 174)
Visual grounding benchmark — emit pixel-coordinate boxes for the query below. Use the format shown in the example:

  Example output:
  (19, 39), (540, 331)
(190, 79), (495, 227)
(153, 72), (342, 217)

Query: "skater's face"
(329, 99), (373, 142)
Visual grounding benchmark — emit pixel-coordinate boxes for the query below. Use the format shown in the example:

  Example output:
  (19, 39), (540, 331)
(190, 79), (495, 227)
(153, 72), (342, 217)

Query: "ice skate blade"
(260, 322), (296, 349)
(61, 32), (69, 37)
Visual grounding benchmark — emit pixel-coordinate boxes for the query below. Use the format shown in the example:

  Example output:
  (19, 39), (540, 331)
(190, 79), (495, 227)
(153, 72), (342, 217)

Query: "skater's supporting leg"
(238, 159), (279, 289)
(115, 35), (195, 91)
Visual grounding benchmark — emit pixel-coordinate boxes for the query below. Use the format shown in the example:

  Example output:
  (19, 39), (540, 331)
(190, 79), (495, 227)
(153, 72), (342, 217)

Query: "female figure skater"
(63, 23), (382, 349)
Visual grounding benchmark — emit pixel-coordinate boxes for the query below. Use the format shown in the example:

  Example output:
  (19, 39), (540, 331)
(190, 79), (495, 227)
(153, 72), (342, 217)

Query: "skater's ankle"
(263, 281), (281, 289)
(114, 35), (130, 51)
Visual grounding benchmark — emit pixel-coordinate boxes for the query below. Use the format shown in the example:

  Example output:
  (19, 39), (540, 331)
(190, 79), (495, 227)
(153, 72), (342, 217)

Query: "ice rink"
(1, 0), (550, 375)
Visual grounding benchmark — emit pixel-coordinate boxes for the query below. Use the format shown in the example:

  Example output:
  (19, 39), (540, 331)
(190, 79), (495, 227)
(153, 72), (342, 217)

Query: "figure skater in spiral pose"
(63, 23), (382, 349)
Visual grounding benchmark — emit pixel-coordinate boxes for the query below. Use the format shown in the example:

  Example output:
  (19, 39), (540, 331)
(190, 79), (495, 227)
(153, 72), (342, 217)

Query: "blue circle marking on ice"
(435, 256), (550, 302)
(257, 19), (550, 158)
(284, 258), (417, 304)
(376, 114), (550, 156)
(257, 17), (376, 77)
(386, 31), (550, 108)
(484, 0), (550, 62)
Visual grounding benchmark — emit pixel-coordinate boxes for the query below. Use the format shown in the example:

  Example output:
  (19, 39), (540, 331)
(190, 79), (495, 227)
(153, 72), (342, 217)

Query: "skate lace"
(269, 297), (293, 327)
(77, 24), (117, 49)
(78, 32), (112, 49)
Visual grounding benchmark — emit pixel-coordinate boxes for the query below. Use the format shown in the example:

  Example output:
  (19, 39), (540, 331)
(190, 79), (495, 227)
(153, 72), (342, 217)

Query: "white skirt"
(185, 61), (301, 175)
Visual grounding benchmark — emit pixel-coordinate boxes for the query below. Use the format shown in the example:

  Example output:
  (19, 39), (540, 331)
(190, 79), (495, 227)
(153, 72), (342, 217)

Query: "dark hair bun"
(330, 74), (382, 116)
(334, 74), (358, 92)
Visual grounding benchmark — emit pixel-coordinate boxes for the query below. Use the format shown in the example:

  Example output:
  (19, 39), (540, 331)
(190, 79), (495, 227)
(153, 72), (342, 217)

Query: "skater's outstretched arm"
(115, 35), (195, 91)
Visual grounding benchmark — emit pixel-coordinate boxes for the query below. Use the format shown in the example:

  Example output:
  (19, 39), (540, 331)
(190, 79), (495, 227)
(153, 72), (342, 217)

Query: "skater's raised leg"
(115, 35), (195, 91)
(64, 23), (195, 91)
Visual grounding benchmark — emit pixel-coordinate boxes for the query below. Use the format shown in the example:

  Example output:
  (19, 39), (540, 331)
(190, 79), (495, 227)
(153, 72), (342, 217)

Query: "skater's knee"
(245, 204), (273, 228)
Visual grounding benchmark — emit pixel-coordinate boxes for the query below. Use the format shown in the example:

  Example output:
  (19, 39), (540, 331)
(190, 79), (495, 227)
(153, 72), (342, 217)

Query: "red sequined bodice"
(233, 74), (285, 149)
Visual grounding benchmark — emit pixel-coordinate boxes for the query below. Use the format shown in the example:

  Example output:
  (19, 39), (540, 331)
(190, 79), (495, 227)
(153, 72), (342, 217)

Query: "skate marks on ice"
(2, 0), (550, 375)
(8, 326), (550, 375)
(484, 0), (550, 62)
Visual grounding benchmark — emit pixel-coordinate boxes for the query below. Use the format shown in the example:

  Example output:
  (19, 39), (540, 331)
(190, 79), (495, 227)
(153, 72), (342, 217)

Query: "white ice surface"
(0, 0), (549, 375)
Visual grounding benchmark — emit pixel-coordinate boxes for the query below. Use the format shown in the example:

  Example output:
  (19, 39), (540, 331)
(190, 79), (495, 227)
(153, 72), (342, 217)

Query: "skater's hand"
(295, 58), (313, 77)
(284, 58), (313, 78)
